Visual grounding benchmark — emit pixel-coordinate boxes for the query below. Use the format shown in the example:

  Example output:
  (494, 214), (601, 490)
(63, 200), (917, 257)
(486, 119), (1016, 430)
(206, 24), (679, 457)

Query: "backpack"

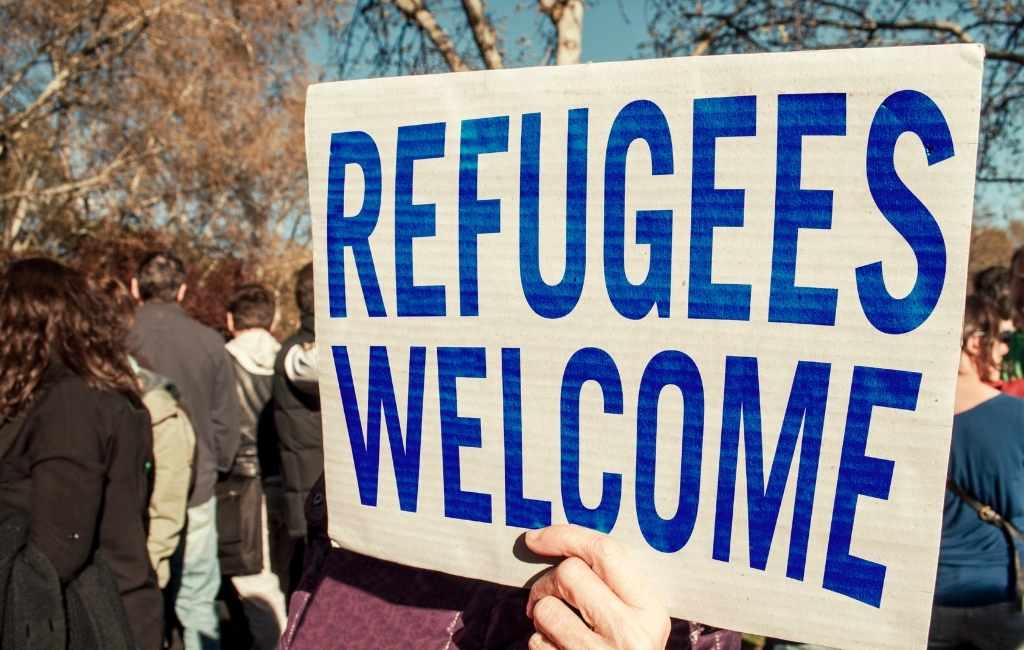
(138, 369), (198, 498)
(139, 376), (197, 588)
(0, 407), (136, 650)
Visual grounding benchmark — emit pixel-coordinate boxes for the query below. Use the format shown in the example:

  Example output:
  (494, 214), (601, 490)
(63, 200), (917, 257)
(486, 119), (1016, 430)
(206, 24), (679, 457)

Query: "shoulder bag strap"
(948, 478), (1024, 610)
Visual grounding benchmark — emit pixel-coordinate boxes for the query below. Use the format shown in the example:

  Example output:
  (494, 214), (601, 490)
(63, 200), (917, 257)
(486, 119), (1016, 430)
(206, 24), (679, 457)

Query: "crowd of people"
(3, 246), (1024, 649)
(0, 253), (322, 650)
(0, 251), (685, 650)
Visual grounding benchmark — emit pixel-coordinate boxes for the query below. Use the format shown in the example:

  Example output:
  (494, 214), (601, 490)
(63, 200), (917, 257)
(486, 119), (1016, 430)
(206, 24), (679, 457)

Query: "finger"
(525, 525), (658, 609)
(527, 632), (559, 650)
(531, 595), (610, 650)
(526, 556), (629, 636)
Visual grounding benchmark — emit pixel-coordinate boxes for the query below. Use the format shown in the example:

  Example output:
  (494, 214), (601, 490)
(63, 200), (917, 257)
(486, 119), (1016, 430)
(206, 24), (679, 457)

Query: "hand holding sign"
(525, 524), (670, 650)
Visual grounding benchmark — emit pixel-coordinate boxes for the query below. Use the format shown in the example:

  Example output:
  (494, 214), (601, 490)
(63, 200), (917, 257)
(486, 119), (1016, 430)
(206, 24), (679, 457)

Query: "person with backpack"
(129, 251), (241, 650)
(0, 258), (163, 649)
(220, 283), (288, 649)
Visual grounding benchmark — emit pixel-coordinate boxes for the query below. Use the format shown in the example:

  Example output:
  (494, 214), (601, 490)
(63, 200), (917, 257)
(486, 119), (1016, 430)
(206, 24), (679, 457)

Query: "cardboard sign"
(305, 45), (983, 648)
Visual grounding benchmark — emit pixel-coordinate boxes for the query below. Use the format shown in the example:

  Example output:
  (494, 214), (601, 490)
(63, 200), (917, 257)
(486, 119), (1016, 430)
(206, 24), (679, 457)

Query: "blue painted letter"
(713, 357), (830, 580)
(636, 351), (705, 552)
(502, 348), (552, 528)
(326, 131), (386, 317)
(824, 366), (920, 607)
(604, 100), (674, 320)
(689, 96), (756, 321)
(561, 347), (623, 532)
(395, 122), (447, 316)
(438, 347), (492, 522)
(769, 93), (845, 326)
(459, 116), (509, 316)
(332, 346), (426, 511)
(520, 110), (588, 319)
(857, 91), (953, 334)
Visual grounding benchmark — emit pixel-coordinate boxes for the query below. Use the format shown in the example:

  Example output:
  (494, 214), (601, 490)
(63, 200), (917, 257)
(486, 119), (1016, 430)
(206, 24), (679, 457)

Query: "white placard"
(305, 44), (983, 649)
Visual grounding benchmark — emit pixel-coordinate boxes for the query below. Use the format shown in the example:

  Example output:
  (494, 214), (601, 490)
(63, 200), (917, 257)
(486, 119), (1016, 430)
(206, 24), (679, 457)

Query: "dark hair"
(295, 262), (314, 317)
(0, 258), (139, 418)
(136, 250), (185, 302)
(95, 276), (138, 326)
(228, 284), (276, 330)
(94, 276), (157, 370)
(973, 265), (1012, 321)
(963, 293), (1001, 379)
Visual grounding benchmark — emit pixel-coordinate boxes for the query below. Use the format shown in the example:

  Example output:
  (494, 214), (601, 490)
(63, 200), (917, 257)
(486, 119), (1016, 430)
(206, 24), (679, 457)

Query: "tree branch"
(462, 0), (503, 69)
(810, 13), (1024, 65)
(4, 169), (39, 248)
(1, 2), (172, 138)
(385, 0), (470, 71)
(0, 135), (155, 202)
(978, 176), (1024, 184)
(689, 0), (752, 56)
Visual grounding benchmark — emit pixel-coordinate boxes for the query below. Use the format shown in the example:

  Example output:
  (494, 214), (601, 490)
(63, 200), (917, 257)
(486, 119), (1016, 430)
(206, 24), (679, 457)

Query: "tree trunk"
(539, 0), (584, 65)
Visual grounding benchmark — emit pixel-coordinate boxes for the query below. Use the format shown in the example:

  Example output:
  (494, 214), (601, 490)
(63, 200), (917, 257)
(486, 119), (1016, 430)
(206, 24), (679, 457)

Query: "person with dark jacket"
(222, 284), (287, 649)
(96, 275), (197, 593)
(272, 262), (323, 596)
(128, 251), (240, 650)
(0, 258), (163, 649)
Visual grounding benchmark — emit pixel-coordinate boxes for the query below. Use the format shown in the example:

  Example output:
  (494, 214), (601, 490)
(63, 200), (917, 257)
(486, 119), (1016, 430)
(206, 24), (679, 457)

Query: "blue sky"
(503, 1), (649, 66)
(310, 1), (1016, 219)
(312, 1), (652, 77)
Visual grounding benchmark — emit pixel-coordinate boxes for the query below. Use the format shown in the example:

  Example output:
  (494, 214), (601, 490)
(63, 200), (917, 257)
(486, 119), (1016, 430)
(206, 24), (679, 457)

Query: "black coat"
(272, 316), (323, 539)
(229, 355), (276, 478)
(130, 301), (241, 507)
(0, 363), (163, 649)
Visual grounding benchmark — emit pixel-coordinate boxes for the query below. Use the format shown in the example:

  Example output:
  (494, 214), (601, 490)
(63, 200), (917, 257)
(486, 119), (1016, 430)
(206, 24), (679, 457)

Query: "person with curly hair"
(971, 265), (1024, 397)
(0, 257), (163, 649)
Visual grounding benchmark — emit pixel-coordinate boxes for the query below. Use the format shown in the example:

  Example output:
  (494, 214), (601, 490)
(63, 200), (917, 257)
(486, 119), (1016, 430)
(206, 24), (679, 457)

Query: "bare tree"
(644, 0), (1024, 202)
(331, 0), (586, 76)
(1, 2), (158, 250)
(0, 0), (325, 254)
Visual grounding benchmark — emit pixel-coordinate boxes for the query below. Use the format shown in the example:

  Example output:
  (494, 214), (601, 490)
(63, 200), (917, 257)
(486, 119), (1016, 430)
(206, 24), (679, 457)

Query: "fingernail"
(525, 528), (539, 543)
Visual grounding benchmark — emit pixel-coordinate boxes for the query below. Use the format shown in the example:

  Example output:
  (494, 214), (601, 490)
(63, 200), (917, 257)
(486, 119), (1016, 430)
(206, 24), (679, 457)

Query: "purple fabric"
(281, 480), (741, 649)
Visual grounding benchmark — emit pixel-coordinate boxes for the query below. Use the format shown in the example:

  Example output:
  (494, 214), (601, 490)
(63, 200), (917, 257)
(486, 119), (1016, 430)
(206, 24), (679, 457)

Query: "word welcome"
(332, 343), (918, 609)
